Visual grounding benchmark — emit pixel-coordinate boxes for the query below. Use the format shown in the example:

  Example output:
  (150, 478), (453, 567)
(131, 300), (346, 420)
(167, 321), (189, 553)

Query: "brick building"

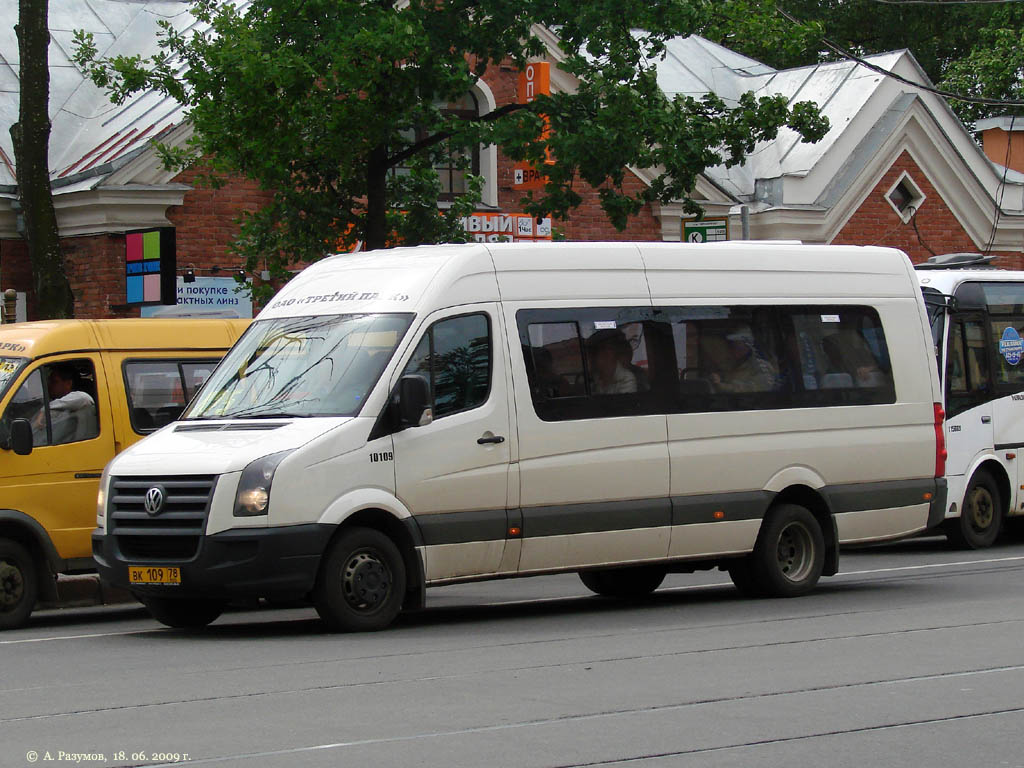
(1, 2), (1021, 319)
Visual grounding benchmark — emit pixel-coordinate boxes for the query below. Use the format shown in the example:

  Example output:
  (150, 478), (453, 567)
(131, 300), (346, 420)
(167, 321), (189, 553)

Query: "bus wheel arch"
(0, 517), (59, 607)
(948, 463), (1006, 549)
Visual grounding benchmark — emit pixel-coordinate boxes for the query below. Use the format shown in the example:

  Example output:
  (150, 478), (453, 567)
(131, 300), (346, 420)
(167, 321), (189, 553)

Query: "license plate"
(128, 566), (181, 585)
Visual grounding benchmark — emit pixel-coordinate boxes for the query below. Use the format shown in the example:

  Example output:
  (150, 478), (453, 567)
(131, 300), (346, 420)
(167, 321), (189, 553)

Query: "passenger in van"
(822, 330), (886, 388)
(707, 328), (780, 393)
(587, 329), (638, 395)
(34, 364), (98, 445)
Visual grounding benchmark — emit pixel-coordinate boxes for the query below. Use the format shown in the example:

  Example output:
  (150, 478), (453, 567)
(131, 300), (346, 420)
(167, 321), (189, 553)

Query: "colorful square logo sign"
(125, 228), (175, 305)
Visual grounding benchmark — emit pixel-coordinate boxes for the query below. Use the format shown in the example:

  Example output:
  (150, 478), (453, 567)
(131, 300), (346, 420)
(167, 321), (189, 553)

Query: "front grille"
(109, 475), (216, 561)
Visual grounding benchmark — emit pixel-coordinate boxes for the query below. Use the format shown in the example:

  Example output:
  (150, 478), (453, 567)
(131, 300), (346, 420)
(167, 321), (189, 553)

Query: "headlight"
(96, 463), (111, 527)
(234, 450), (292, 517)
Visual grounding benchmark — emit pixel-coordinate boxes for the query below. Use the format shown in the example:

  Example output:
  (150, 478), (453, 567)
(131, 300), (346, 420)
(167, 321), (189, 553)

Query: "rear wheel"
(142, 596), (224, 629)
(314, 527), (406, 632)
(946, 471), (1002, 549)
(0, 538), (38, 630)
(731, 504), (824, 598)
(579, 566), (666, 598)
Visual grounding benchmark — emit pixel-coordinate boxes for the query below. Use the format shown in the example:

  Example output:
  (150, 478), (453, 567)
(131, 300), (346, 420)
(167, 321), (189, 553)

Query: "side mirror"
(10, 418), (32, 456)
(397, 375), (432, 428)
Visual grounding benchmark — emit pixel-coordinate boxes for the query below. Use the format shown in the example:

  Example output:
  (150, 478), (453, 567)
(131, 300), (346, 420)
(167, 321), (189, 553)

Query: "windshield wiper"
(218, 411), (315, 419)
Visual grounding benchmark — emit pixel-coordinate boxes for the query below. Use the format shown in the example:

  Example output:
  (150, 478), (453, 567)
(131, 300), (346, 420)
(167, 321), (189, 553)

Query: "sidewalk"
(38, 574), (137, 610)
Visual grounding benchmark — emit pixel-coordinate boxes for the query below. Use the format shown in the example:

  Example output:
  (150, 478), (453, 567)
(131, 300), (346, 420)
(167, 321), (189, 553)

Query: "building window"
(885, 171), (926, 222)
(394, 92), (481, 201)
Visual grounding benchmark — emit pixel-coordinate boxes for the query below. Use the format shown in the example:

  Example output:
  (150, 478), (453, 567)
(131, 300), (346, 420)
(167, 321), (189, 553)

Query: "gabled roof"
(0, 0), (195, 190)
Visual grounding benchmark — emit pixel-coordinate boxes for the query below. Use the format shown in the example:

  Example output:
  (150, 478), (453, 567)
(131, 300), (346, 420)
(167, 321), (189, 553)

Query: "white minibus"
(93, 242), (946, 631)
(918, 255), (1024, 547)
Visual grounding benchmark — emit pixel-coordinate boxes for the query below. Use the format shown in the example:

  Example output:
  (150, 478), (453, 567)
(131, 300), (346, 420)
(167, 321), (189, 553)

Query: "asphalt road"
(3, 535), (1024, 768)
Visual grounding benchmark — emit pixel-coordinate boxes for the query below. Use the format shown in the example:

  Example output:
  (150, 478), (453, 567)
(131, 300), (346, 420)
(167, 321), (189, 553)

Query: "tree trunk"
(11, 0), (74, 319)
(364, 145), (389, 252)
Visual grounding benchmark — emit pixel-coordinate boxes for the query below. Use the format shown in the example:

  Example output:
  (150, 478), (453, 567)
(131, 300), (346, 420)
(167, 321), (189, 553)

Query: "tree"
(11, 0), (74, 319)
(705, 1), (1024, 124)
(73, 0), (828, 291)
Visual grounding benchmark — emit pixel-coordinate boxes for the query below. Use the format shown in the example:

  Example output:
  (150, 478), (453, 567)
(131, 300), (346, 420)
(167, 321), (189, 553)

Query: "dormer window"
(885, 171), (926, 222)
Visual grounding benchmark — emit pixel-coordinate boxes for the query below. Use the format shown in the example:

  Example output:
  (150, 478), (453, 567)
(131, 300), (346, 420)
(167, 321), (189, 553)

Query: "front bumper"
(92, 524), (334, 601)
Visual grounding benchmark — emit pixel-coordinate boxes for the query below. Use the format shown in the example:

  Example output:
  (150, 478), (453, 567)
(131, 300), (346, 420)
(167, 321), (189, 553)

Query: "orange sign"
(514, 62), (553, 191)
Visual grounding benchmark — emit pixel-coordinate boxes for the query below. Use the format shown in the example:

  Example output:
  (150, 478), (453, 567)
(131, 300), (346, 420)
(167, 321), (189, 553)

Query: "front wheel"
(946, 471), (1002, 549)
(142, 596), (224, 629)
(0, 538), (39, 630)
(579, 566), (666, 598)
(314, 528), (406, 632)
(733, 504), (825, 598)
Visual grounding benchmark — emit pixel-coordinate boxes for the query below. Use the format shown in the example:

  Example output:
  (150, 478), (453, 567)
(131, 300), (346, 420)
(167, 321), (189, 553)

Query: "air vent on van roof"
(175, 422), (289, 433)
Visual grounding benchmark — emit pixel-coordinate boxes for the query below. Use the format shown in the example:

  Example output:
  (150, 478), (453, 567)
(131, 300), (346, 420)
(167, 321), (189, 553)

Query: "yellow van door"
(0, 355), (115, 562)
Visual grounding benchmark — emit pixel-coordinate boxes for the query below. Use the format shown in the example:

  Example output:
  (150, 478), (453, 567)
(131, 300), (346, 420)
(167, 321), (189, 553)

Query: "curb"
(38, 574), (137, 610)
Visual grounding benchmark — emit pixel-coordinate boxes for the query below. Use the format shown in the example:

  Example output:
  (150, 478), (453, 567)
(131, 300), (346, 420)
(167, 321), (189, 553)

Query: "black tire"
(0, 538), (38, 630)
(738, 503), (825, 598)
(946, 471), (1003, 549)
(579, 566), (666, 598)
(142, 596), (224, 629)
(726, 560), (763, 598)
(314, 527), (406, 632)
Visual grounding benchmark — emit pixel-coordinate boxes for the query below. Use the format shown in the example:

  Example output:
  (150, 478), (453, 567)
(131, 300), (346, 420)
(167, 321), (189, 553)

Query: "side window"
(520, 308), (660, 421)
(782, 308), (895, 406)
(990, 317), (1024, 391)
(664, 306), (784, 413)
(2, 360), (99, 447)
(946, 319), (991, 418)
(400, 314), (491, 420)
(181, 362), (218, 401)
(125, 359), (221, 433)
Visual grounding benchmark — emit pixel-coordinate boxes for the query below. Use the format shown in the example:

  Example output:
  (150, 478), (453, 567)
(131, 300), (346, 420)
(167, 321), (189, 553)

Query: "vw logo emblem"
(144, 486), (166, 516)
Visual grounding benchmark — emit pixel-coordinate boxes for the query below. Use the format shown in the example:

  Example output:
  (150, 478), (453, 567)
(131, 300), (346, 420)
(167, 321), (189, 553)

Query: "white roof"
(0, 0), (197, 189)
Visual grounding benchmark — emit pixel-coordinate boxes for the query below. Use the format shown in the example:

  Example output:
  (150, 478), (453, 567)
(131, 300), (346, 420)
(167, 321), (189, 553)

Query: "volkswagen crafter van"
(0, 319), (247, 628)
(93, 243), (947, 631)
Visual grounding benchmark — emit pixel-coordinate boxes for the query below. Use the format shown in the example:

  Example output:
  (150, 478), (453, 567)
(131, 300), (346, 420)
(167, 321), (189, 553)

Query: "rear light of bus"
(934, 403), (947, 478)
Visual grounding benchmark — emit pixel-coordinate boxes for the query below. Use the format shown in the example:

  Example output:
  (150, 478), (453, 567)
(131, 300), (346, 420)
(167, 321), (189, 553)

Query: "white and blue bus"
(919, 254), (1024, 547)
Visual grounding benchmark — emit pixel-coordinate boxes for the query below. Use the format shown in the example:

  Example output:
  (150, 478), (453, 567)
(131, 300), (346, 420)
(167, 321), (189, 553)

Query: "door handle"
(477, 435), (505, 445)
(982, 416), (992, 424)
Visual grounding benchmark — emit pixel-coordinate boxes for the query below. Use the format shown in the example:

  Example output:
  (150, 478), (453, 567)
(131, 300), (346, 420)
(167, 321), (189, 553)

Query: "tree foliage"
(73, 0), (828, 289)
(706, 1), (1024, 124)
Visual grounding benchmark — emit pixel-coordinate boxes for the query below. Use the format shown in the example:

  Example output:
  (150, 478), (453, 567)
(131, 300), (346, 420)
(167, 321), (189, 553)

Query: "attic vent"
(885, 171), (926, 222)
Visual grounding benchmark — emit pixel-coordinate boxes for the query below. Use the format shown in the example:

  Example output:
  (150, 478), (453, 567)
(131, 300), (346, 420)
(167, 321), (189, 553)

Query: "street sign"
(683, 218), (729, 243)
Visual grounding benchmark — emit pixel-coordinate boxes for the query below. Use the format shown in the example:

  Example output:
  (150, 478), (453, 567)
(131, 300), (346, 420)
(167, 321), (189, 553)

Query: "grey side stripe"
(521, 498), (671, 538)
(415, 478), (937, 547)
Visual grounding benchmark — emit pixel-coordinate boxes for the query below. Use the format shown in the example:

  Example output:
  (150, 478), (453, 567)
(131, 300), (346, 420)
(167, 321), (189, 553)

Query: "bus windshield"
(921, 287), (946, 358)
(185, 314), (413, 419)
(0, 357), (27, 400)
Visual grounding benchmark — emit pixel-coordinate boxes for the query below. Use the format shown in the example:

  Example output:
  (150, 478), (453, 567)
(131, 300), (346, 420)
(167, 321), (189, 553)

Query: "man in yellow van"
(32, 363), (97, 445)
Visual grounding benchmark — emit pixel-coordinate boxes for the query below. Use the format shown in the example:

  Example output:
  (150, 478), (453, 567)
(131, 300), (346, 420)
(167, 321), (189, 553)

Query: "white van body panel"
(96, 242), (944, 613)
(107, 419), (347, 477)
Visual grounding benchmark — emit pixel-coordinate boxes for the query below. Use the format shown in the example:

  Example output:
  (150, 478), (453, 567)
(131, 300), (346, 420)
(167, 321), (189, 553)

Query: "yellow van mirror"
(10, 418), (32, 456)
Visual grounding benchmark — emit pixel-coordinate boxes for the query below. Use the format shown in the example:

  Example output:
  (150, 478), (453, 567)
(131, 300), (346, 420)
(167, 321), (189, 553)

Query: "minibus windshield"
(184, 314), (413, 419)
(0, 357), (27, 400)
